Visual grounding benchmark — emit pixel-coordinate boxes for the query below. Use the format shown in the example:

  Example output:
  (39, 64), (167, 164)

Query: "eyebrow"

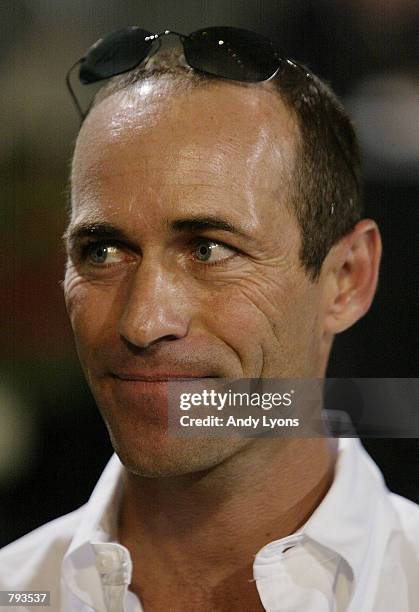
(171, 216), (252, 240)
(63, 215), (255, 249)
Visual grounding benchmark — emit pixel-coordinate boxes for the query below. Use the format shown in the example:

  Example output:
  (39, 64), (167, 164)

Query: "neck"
(118, 437), (338, 589)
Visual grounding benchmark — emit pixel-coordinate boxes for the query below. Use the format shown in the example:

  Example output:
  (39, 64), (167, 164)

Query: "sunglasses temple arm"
(65, 59), (85, 123)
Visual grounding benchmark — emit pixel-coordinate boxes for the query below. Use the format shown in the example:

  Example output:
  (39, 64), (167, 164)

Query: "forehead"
(71, 78), (298, 228)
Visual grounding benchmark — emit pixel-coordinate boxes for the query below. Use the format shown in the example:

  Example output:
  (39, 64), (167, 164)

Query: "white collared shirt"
(1, 437), (418, 611)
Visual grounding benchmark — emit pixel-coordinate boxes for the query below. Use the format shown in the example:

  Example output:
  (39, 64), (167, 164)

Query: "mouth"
(108, 373), (216, 409)
(104, 372), (223, 418)
(111, 373), (215, 382)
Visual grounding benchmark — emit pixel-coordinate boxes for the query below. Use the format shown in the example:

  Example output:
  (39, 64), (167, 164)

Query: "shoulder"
(371, 492), (419, 609)
(0, 505), (85, 590)
(388, 492), (419, 548)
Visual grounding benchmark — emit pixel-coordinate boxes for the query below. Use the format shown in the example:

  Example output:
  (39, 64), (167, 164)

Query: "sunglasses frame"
(65, 26), (359, 194)
(65, 27), (284, 121)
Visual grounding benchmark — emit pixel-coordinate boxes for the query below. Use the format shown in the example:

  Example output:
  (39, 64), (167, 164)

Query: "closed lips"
(112, 373), (213, 381)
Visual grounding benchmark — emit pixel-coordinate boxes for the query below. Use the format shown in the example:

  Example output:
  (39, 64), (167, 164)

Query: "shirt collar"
(62, 454), (126, 610)
(62, 438), (398, 607)
(65, 453), (125, 558)
(302, 437), (397, 586)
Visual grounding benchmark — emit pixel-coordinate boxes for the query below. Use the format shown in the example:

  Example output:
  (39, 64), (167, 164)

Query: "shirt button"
(96, 550), (119, 573)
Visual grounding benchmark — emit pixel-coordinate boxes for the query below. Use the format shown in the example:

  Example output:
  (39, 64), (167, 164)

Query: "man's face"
(64, 78), (328, 476)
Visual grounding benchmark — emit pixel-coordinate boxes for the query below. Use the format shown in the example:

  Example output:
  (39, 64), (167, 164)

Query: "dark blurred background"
(1, 0), (418, 547)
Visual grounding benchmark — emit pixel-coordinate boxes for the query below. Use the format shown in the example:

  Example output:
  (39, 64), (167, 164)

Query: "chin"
(93, 382), (248, 477)
(107, 423), (244, 478)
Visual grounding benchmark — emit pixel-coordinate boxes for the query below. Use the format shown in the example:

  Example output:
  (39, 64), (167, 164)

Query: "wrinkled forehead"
(70, 78), (299, 223)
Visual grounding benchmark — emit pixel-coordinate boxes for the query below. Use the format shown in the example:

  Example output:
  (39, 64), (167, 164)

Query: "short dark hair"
(88, 47), (362, 280)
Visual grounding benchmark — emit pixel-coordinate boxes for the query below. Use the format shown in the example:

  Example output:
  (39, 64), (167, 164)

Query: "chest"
(133, 573), (265, 612)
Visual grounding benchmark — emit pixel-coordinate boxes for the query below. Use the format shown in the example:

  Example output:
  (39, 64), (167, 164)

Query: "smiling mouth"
(111, 373), (215, 382)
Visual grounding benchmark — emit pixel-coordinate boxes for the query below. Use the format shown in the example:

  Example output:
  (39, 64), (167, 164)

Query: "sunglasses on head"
(65, 26), (304, 120)
(65, 25), (359, 193)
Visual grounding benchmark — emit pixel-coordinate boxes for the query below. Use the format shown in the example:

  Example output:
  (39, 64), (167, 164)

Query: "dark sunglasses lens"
(184, 27), (279, 82)
(79, 27), (153, 84)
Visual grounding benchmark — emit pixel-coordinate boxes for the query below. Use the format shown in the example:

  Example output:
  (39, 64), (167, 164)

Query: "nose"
(118, 259), (190, 349)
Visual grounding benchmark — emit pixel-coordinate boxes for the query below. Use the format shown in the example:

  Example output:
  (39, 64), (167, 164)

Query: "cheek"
(199, 277), (290, 376)
(209, 270), (322, 377)
(64, 268), (121, 362)
(267, 282), (323, 376)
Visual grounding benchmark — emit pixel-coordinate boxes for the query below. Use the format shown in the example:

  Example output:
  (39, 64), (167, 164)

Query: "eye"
(84, 242), (125, 266)
(193, 239), (236, 265)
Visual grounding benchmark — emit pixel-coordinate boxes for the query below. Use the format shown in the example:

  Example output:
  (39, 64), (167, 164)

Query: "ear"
(322, 219), (382, 335)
